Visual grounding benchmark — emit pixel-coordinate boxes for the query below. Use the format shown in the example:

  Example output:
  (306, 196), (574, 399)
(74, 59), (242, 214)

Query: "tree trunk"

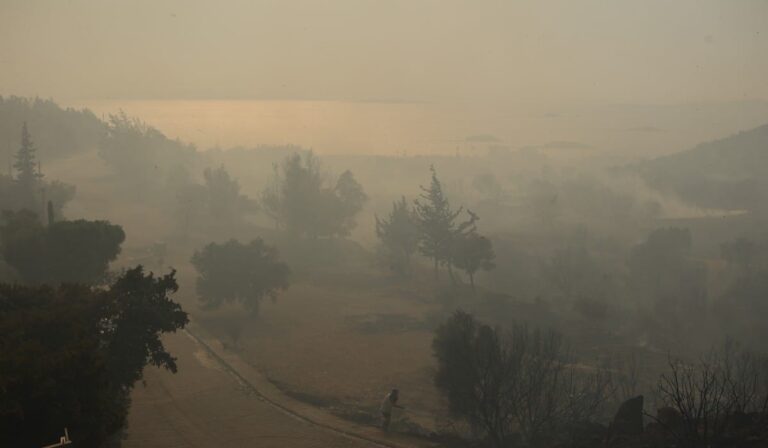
(469, 272), (475, 292)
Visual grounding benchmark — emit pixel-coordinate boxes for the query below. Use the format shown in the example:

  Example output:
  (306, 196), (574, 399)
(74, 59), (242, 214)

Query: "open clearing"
(195, 275), (449, 435)
(125, 329), (392, 448)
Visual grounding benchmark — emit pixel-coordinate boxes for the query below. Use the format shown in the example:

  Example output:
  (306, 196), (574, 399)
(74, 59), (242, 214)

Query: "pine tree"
(335, 170), (368, 236)
(414, 166), (463, 278)
(14, 123), (43, 206)
(14, 123), (41, 185)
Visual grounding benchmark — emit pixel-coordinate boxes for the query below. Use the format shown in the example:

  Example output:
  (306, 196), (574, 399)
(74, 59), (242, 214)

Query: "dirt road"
(123, 329), (431, 448)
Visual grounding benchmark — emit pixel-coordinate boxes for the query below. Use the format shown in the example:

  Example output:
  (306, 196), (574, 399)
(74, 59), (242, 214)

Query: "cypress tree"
(14, 122), (43, 206)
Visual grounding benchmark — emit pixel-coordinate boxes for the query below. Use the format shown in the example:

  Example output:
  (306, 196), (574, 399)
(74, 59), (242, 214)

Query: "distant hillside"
(635, 123), (768, 212)
(0, 96), (105, 166)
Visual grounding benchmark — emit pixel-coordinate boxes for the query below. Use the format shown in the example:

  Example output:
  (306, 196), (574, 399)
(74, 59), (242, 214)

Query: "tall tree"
(281, 152), (324, 237)
(414, 166), (463, 278)
(334, 170), (368, 236)
(13, 122), (43, 206)
(260, 162), (283, 229)
(375, 196), (420, 276)
(202, 165), (254, 226)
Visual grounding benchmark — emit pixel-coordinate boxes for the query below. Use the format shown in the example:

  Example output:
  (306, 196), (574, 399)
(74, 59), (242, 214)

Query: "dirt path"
(123, 325), (437, 448)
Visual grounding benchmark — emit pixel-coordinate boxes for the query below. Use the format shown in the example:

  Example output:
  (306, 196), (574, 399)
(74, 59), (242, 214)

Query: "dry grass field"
(195, 273), (450, 434)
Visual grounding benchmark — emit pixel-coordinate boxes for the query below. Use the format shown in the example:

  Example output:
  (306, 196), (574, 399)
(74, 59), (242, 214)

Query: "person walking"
(380, 388), (403, 431)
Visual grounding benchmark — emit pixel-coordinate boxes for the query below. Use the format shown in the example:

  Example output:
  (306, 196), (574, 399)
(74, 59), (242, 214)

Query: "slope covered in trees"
(635, 123), (768, 212)
(0, 96), (104, 164)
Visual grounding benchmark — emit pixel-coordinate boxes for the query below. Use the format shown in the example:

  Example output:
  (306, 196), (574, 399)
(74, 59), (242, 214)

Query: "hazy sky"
(1, 0), (767, 105)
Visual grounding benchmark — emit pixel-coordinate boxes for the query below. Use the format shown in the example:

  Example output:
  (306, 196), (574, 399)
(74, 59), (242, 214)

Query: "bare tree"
(432, 311), (613, 447)
(657, 340), (768, 448)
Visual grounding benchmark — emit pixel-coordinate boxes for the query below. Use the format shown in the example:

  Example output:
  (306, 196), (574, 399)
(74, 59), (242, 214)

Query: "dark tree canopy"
(191, 238), (290, 314)
(0, 266), (188, 447)
(0, 211), (125, 284)
(451, 232), (496, 289)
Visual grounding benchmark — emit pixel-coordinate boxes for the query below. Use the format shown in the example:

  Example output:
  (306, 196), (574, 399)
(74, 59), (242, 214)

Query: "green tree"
(334, 170), (368, 236)
(260, 162), (283, 229)
(0, 211), (125, 284)
(14, 122), (42, 194)
(202, 165), (255, 226)
(281, 152), (324, 237)
(102, 266), (189, 387)
(1, 116), (75, 218)
(263, 152), (367, 238)
(0, 267), (188, 447)
(375, 196), (420, 276)
(414, 166), (463, 278)
(191, 239), (290, 315)
(451, 232), (495, 290)
(99, 111), (195, 194)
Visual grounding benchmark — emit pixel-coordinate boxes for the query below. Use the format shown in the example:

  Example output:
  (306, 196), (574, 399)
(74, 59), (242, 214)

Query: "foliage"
(414, 166), (466, 277)
(14, 122), (43, 200)
(261, 152), (367, 238)
(0, 211), (125, 284)
(433, 311), (612, 447)
(413, 166), (493, 284)
(0, 267), (188, 447)
(0, 123), (76, 217)
(102, 267), (189, 386)
(375, 196), (420, 276)
(334, 169), (368, 235)
(259, 162), (283, 229)
(0, 96), (104, 164)
(203, 165), (256, 223)
(191, 239), (290, 314)
(99, 111), (196, 192)
(450, 232), (496, 289)
(173, 166), (256, 233)
(636, 122), (768, 212)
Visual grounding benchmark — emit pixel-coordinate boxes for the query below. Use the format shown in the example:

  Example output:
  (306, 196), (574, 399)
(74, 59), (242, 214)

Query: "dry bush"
(433, 311), (614, 448)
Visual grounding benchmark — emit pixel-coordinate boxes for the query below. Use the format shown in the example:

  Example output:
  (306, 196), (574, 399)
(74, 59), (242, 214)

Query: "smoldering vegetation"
(1, 95), (768, 448)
